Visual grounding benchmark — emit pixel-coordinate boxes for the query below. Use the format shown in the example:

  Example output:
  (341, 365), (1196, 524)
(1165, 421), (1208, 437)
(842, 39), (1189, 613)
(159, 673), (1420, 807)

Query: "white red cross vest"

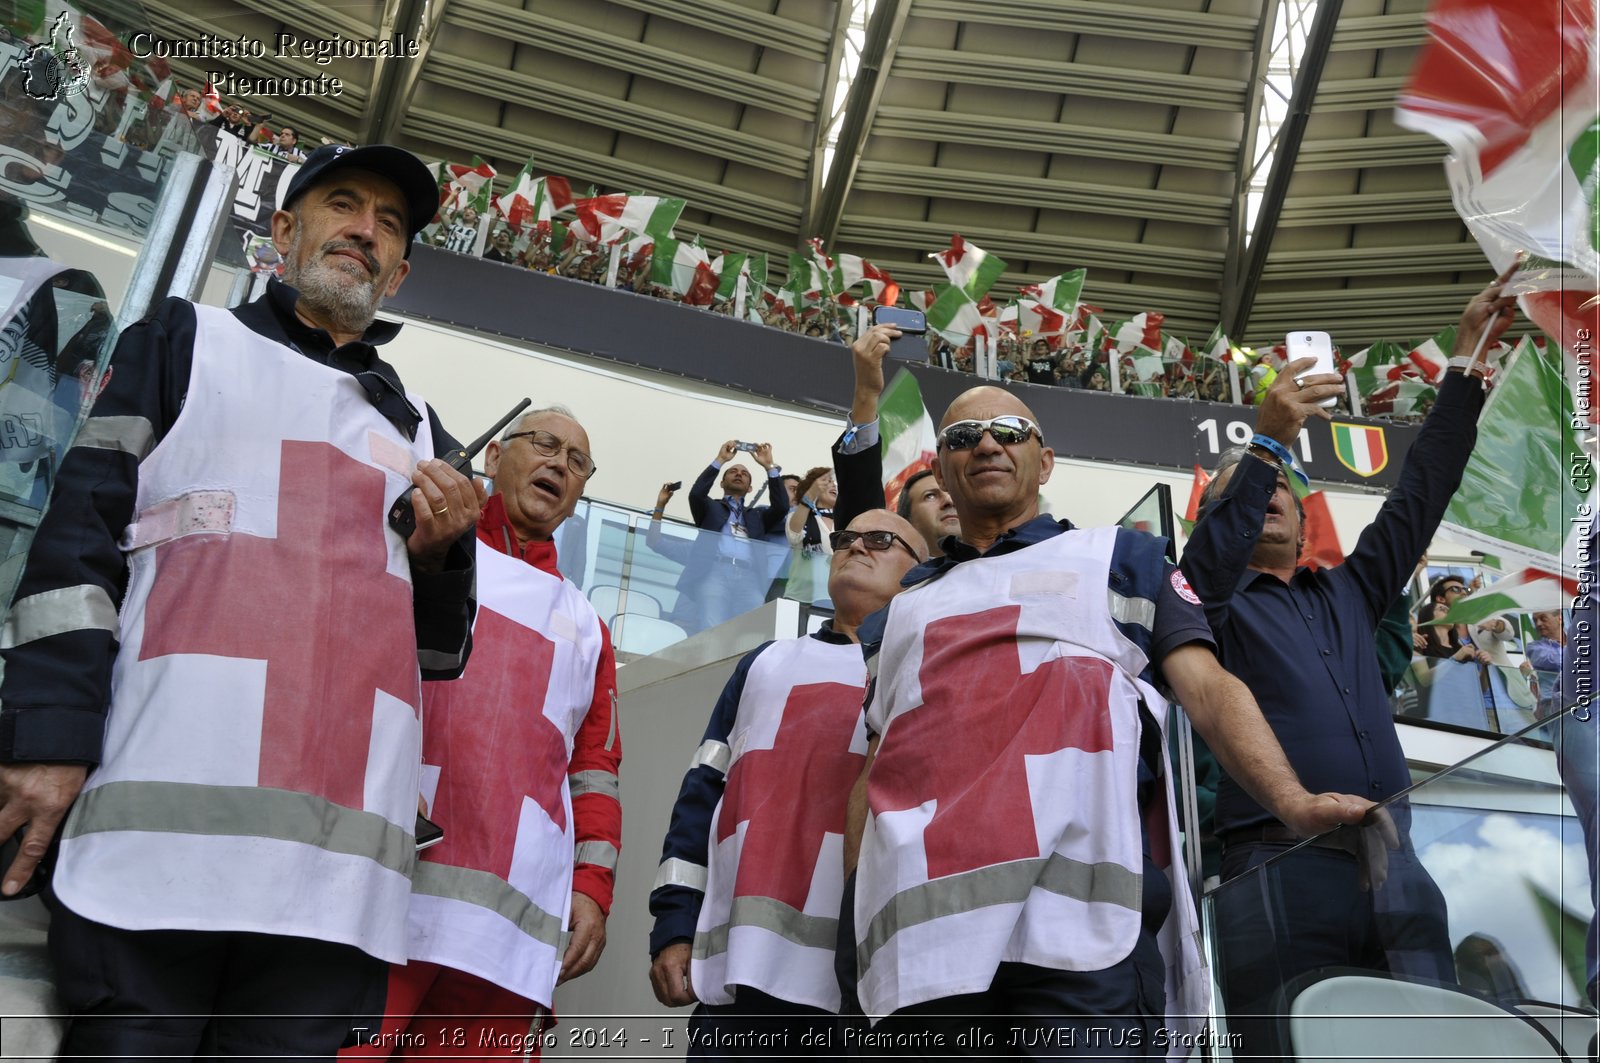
(407, 543), (604, 1007)
(692, 634), (868, 1010)
(52, 304), (434, 962)
(854, 525), (1206, 1042)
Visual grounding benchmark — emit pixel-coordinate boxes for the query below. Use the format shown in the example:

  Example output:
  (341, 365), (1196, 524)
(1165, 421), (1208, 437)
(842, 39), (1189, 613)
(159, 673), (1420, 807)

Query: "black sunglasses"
(830, 529), (921, 561)
(937, 415), (1040, 452)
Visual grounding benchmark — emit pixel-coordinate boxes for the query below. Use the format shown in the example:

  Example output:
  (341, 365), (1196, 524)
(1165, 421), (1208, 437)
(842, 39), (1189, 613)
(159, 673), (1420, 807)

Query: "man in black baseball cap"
(0, 139), (484, 1058)
(282, 143), (437, 256)
(269, 142), (438, 348)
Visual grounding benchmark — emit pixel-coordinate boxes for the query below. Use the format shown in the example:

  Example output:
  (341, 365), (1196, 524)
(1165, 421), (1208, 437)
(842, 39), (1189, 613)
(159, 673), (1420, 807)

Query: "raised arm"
(1339, 271), (1515, 620)
(833, 324), (897, 529)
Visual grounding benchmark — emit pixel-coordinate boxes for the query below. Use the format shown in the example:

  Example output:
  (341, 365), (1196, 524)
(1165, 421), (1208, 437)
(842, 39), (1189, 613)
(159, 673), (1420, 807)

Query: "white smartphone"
(1286, 330), (1341, 408)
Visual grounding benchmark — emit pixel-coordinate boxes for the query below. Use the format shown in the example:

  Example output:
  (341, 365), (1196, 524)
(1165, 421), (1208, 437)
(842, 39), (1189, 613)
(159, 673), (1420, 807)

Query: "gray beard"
(282, 232), (383, 335)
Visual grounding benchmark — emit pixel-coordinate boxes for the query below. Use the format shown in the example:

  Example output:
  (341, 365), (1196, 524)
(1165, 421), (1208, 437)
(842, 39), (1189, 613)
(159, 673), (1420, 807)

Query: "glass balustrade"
(1203, 707), (1599, 1061)
(2, 1), (214, 610)
(551, 497), (834, 659)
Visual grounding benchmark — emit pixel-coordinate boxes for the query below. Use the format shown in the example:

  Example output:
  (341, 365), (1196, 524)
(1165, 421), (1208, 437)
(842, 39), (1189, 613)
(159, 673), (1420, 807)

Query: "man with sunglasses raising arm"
(0, 144), (483, 1056)
(348, 405), (620, 1059)
(649, 509), (928, 1054)
(844, 386), (1374, 1055)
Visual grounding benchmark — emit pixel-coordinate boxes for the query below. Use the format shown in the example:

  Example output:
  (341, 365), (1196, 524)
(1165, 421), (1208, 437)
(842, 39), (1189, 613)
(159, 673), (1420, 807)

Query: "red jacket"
(477, 494), (621, 914)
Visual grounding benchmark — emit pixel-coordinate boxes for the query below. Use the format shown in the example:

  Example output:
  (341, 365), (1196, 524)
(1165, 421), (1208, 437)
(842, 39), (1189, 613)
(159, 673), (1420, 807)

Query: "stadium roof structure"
(138, 0), (1487, 347)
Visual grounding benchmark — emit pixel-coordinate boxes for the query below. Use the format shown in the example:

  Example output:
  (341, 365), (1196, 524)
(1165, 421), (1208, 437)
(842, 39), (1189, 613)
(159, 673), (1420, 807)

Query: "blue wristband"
(1250, 433), (1310, 491)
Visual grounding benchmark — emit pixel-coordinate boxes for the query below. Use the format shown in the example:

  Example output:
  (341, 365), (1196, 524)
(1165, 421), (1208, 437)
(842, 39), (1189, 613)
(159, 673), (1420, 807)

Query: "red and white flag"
(931, 235), (1006, 300)
(1395, 0), (1599, 419)
(570, 194), (685, 246)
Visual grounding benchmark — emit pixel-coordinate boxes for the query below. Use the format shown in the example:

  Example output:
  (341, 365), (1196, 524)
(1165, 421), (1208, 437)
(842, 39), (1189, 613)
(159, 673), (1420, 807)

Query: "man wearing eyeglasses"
(349, 405), (620, 1058)
(0, 144), (484, 1057)
(845, 386), (1373, 1052)
(648, 509), (928, 1052)
(1182, 274), (1518, 1060)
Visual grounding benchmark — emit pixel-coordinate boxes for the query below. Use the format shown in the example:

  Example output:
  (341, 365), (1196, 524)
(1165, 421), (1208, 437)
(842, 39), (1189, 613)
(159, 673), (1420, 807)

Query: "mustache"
(320, 240), (379, 276)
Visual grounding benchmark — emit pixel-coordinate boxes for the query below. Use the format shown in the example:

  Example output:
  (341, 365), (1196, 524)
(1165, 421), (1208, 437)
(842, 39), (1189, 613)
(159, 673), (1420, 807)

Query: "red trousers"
(340, 961), (550, 1059)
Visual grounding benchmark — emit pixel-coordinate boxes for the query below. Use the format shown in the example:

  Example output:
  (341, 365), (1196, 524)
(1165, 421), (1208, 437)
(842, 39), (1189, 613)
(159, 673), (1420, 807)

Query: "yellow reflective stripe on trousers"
(857, 851), (1142, 976)
(411, 861), (565, 948)
(693, 894), (839, 960)
(63, 779), (416, 873)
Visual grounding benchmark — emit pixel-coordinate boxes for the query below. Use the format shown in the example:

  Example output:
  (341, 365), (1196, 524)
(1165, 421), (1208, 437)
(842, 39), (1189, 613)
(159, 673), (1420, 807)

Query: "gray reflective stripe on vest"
(690, 739), (731, 775)
(64, 779), (415, 874)
(1, 584), (118, 648)
(569, 770), (620, 800)
(605, 688), (618, 752)
(692, 895), (838, 960)
(1108, 590), (1156, 632)
(417, 646), (465, 673)
(411, 861), (564, 948)
(574, 840), (618, 870)
(857, 851), (1142, 976)
(72, 414), (156, 459)
(653, 857), (707, 893)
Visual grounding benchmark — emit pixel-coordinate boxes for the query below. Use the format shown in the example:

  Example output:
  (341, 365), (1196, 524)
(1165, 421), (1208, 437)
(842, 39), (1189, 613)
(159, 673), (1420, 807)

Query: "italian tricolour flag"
(570, 194), (685, 246)
(930, 235), (1006, 301)
(1395, 0), (1599, 421)
(1436, 566), (1580, 626)
(879, 369), (938, 511)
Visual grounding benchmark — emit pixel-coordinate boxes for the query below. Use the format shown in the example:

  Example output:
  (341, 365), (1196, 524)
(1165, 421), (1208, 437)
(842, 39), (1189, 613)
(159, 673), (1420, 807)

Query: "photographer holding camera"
(677, 440), (789, 629)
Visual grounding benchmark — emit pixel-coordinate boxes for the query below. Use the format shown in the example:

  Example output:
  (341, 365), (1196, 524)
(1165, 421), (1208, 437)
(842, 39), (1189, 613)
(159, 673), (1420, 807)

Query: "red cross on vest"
(715, 680), (866, 911)
(139, 441), (421, 811)
(869, 605), (1116, 879)
(423, 606), (569, 878)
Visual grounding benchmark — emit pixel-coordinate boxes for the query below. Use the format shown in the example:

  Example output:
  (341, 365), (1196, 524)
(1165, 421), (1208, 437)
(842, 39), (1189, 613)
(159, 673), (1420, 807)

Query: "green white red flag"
(1395, 0), (1599, 423)
(570, 194), (685, 246)
(1199, 325), (1234, 362)
(1019, 268), (1087, 312)
(879, 368), (939, 511)
(926, 284), (988, 346)
(1442, 338), (1587, 571)
(650, 237), (719, 304)
(1436, 566), (1580, 626)
(1114, 312), (1165, 352)
(931, 235), (1006, 301)
(445, 158), (496, 197)
(1404, 326), (1455, 383)
(497, 159), (572, 234)
(837, 253), (900, 307)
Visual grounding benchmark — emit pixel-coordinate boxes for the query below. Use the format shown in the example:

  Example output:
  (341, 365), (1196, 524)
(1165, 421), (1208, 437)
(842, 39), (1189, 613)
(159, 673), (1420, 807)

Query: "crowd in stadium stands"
(105, 81), (337, 164)
(418, 156), (1536, 425)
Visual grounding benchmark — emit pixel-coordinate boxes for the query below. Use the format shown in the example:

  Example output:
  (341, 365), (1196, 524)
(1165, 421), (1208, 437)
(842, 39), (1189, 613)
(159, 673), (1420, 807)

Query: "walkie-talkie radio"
(387, 397), (532, 537)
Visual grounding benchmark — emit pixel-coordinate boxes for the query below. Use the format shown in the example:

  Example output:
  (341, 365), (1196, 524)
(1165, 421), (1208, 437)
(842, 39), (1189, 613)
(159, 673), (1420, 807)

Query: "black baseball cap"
(281, 144), (437, 258)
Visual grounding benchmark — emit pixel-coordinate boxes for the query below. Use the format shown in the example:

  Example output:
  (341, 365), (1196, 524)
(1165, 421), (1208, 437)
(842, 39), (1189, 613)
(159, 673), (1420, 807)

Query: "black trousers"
(1213, 840), (1456, 1063)
(866, 935), (1168, 1061)
(48, 892), (387, 1061)
(687, 986), (842, 1061)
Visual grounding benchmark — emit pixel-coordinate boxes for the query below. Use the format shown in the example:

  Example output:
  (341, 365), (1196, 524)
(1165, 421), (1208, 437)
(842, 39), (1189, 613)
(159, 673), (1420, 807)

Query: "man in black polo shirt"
(1181, 271), (1519, 1058)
